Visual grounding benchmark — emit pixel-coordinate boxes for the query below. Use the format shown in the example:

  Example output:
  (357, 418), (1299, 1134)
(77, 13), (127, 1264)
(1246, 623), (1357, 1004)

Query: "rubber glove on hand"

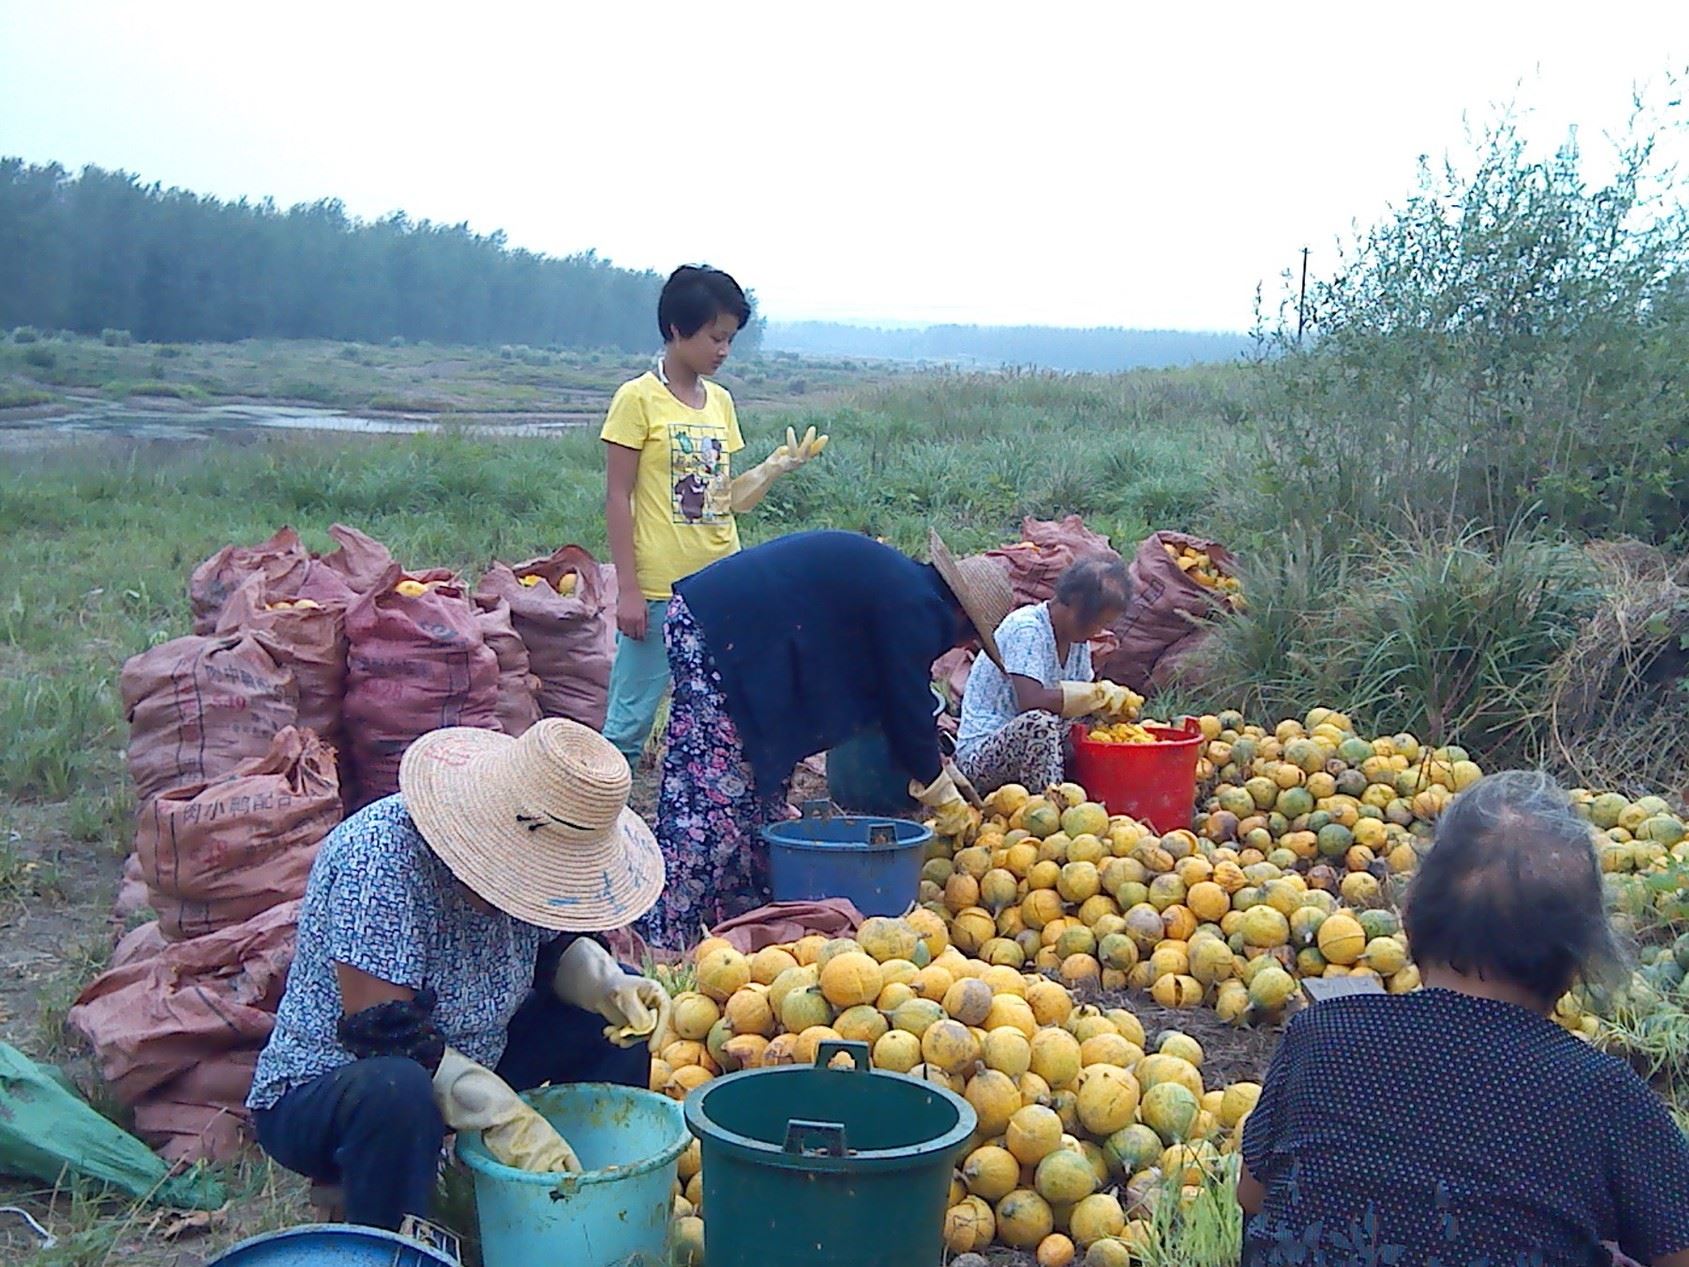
(599, 976), (672, 1051)
(729, 426), (830, 512)
(433, 1048), (582, 1173)
(1059, 681), (1112, 720)
(1095, 680), (1145, 721)
(910, 762), (981, 838)
(552, 938), (673, 1053)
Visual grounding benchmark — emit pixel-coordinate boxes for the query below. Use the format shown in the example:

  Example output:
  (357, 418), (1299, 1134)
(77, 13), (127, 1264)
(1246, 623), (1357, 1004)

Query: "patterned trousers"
(634, 596), (790, 951)
(954, 710), (1068, 794)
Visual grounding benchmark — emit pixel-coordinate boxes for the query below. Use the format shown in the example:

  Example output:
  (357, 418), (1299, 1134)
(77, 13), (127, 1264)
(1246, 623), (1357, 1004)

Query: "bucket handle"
(783, 1119), (849, 1157)
(814, 1039), (870, 1072)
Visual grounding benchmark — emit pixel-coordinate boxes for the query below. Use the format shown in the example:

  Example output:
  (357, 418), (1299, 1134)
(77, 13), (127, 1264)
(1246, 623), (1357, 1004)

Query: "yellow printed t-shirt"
(600, 372), (746, 600)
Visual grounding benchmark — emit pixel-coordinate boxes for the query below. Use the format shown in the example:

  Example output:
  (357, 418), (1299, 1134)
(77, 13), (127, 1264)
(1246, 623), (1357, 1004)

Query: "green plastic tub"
(683, 1041), (977, 1267)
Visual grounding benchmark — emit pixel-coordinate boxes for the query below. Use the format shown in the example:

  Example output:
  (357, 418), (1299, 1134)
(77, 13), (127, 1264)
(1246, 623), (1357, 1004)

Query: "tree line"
(761, 321), (1252, 371)
(0, 159), (688, 350)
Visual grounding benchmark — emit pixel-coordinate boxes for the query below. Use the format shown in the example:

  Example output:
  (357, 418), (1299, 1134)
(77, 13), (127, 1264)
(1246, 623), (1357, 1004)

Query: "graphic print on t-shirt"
(669, 423), (732, 525)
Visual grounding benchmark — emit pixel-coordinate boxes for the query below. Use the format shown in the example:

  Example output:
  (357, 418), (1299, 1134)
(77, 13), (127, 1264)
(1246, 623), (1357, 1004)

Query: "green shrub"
(23, 345), (56, 369)
(1238, 93), (1689, 547)
(100, 327), (133, 347)
(10, 325), (41, 344)
(1201, 526), (1597, 764)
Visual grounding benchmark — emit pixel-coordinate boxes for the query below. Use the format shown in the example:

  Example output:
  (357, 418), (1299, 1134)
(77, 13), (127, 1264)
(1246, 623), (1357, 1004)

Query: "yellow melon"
(749, 946), (799, 985)
(922, 1019), (982, 1075)
(944, 1197), (996, 1254)
(1076, 1066), (1140, 1136)
(966, 1068), (1023, 1138)
(1316, 912), (1366, 965)
(872, 1029), (921, 1073)
(963, 1143), (1022, 1201)
(723, 987), (775, 1037)
(944, 977), (996, 1026)
(997, 1189), (1057, 1249)
(1029, 1028), (1084, 1089)
(1006, 1104), (1064, 1165)
(1035, 1147), (1098, 1204)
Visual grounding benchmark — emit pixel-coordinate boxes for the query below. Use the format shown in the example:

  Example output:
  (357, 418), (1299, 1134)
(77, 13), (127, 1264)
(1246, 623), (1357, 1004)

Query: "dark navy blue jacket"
(673, 531), (960, 793)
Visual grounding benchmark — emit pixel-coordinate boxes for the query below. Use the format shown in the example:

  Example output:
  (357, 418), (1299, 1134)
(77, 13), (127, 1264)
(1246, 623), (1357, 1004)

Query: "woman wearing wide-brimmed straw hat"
(248, 719), (671, 1232)
(636, 528), (1014, 950)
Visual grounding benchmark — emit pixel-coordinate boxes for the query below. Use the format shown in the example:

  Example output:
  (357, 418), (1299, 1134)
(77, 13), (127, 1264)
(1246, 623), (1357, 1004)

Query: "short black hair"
(1403, 770), (1625, 1006)
(658, 265), (752, 342)
(1053, 556), (1132, 625)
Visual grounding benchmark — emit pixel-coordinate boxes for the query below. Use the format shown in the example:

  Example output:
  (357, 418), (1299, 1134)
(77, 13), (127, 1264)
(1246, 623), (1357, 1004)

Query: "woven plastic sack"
(985, 515), (1119, 607)
(136, 727), (340, 940)
(131, 1050), (259, 1164)
(121, 632), (299, 805)
(474, 594), (542, 737)
(475, 546), (614, 730)
(343, 566), (499, 807)
(113, 852), (150, 921)
(316, 522), (397, 595)
(215, 572), (350, 751)
(1099, 530), (1238, 692)
(68, 900), (299, 1106)
(188, 527), (313, 635)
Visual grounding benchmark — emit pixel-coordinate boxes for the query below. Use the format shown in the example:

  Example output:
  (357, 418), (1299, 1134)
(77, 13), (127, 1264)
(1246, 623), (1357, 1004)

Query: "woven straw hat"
(399, 719), (664, 932)
(928, 528), (1014, 671)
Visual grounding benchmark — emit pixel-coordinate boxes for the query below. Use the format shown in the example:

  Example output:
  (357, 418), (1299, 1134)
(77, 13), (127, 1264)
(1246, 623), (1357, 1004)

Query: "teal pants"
(604, 598), (672, 764)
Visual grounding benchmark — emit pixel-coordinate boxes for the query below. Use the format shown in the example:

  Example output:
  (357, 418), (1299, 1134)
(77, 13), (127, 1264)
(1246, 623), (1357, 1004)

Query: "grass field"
(0, 345), (1244, 1264)
(0, 333), (885, 420)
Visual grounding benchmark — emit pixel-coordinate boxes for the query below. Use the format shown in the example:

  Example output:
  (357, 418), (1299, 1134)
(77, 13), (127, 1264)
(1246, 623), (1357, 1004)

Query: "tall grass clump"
(1200, 526), (1597, 765)
(1235, 88), (1689, 548)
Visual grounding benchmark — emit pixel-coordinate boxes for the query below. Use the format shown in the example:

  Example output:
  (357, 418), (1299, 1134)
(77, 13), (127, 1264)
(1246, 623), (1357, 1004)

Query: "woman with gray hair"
(1239, 769), (1689, 1266)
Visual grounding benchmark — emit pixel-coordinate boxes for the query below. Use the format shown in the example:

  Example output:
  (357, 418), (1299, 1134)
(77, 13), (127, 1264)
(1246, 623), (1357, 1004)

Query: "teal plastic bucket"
(684, 1041), (977, 1267)
(455, 1083), (688, 1267)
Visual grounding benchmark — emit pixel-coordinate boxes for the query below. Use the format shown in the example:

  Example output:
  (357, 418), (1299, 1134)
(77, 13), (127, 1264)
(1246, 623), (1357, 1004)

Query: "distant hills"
(761, 321), (1255, 372)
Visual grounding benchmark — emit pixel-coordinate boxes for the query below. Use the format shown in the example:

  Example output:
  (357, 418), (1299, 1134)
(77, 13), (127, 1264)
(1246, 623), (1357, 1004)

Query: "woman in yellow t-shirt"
(601, 265), (826, 766)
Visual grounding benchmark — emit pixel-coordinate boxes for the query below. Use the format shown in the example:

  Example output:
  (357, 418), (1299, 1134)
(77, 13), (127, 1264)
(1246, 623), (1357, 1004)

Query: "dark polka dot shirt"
(1242, 988), (1689, 1266)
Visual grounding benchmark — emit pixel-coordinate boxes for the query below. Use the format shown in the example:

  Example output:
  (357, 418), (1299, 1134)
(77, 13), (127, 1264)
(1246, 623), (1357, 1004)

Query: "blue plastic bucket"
(826, 685), (947, 815)
(207, 1224), (458, 1266)
(454, 1083), (688, 1267)
(762, 806), (931, 917)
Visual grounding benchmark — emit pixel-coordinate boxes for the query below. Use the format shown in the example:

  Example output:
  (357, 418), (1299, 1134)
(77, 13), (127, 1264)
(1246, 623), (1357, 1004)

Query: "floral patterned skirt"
(954, 709), (1068, 795)
(634, 596), (791, 951)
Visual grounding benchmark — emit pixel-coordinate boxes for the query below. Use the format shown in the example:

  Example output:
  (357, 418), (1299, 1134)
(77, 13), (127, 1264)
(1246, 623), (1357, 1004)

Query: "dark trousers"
(253, 985), (650, 1231)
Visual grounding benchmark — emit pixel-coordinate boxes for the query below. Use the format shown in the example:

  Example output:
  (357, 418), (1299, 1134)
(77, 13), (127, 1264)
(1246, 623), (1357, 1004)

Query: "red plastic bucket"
(1071, 718), (1203, 834)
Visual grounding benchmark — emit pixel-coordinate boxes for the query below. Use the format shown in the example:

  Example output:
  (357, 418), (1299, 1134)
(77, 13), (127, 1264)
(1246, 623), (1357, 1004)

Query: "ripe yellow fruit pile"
(650, 921), (1263, 1262)
(921, 777), (1420, 1017)
(1164, 542), (1243, 610)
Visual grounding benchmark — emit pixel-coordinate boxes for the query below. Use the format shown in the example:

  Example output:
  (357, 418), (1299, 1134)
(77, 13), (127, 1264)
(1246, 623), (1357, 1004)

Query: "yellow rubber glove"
(1059, 681), (1111, 720)
(910, 764), (979, 838)
(432, 1049), (582, 1173)
(552, 939), (674, 1054)
(729, 426), (830, 512)
(1095, 681), (1145, 721)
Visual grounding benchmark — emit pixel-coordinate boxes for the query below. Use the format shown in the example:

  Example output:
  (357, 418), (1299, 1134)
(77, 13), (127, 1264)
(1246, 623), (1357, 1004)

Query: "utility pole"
(1296, 246), (1310, 345)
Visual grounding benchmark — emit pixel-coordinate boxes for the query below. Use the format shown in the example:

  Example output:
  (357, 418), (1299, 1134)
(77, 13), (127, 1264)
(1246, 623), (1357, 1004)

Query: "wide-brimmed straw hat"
(929, 528), (1014, 671)
(400, 719), (664, 933)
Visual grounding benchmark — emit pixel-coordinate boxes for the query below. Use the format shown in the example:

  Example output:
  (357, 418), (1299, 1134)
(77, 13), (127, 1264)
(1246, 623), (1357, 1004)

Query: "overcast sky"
(1, 2), (1683, 331)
